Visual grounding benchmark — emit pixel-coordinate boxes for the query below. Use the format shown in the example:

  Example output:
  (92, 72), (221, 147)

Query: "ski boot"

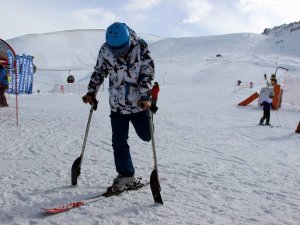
(106, 175), (138, 193)
(259, 118), (264, 125)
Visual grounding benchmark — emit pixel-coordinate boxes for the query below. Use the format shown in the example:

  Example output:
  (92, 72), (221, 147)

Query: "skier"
(82, 22), (154, 191)
(259, 92), (274, 126)
(0, 64), (8, 107)
(270, 74), (277, 85)
(150, 81), (160, 113)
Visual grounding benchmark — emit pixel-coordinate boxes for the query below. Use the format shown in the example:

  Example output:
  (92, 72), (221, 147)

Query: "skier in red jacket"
(150, 82), (160, 113)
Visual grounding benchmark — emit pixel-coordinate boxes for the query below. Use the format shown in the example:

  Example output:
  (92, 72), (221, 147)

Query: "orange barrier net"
(238, 92), (259, 106)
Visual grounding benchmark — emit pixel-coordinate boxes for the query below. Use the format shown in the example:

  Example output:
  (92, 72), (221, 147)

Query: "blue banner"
(15, 55), (20, 94)
(28, 56), (34, 94)
(10, 54), (34, 95)
(25, 55), (33, 94)
(19, 54), (27, 93)
(17, 55), (23, 93)
(6, 50), (14, 93)
(24, 55), (29, 94)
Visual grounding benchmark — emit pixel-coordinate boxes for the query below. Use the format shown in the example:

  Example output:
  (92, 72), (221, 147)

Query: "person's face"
(114, 49), (129, 57)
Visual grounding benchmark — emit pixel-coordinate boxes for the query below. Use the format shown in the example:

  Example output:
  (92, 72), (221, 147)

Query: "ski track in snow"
(3, 91), (299, 225)
(2, 87), (300, 225)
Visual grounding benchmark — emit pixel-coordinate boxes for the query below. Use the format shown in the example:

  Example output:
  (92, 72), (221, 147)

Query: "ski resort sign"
(9, 53), (34, 94)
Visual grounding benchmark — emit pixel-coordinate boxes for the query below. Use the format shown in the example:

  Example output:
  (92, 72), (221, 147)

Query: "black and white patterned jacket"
(87, 30), (155, 114)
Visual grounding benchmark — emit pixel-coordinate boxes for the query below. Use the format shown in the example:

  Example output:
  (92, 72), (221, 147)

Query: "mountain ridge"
(262, 20), (300, 36)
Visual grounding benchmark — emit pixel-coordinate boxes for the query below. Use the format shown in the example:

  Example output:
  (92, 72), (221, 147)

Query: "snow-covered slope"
(8, 29), (164, 68)
(7, 29), (165, 90)
(1, 25), (300, 225)
(7, 27), (300, 92)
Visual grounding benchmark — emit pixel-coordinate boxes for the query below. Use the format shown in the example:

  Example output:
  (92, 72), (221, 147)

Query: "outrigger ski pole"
(147, 109), (163, 204)
(71, 99), (98, 186)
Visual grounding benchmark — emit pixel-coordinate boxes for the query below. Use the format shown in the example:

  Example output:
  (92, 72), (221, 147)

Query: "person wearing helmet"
(82, 22), (155, 191)
(259, 92), (274, 126)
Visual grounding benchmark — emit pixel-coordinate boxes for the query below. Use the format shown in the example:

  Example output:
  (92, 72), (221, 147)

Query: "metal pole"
(274, 110), (281, 127)
(148, 110), (158, 171)
(79, 105), (94, 167)
(147, 109), (163, 204)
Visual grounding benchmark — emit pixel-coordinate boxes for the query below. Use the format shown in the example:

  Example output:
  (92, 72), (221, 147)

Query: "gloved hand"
(82, 94), (93, 104)
(82, 93), (98, 110)
(150, 104), (158, 113)
(138, 100), (151, 110)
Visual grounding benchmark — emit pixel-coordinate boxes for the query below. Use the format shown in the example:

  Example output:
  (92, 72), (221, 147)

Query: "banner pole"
(15, 60), (18, 126)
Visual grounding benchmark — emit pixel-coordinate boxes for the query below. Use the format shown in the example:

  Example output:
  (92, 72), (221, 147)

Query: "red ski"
(42, 179), (149, 214)
(42, 194), (105, 214)
(42, 178), (165, 214)
(42, 187), (131, 214)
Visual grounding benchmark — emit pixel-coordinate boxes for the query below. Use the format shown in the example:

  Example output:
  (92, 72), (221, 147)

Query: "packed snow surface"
(1, 28), (300, 224)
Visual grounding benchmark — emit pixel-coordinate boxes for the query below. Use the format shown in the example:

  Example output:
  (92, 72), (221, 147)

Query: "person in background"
(0, 64), (9, 107)
(150, 81), (160, 113)
(259, 92), (274, 126)
(82, 22), (154, 192)
(270, 74), (277, 85)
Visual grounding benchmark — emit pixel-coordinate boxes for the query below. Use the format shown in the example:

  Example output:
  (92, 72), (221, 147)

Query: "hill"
(7, 29), (165, 90)
(6, 26), (300, 92)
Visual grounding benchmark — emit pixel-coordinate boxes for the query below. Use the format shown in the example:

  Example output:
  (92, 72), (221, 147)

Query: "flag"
(11, 54), (34, 95)
(26, 56), (34, 94)
(6, 50), (14, 93)
(24, 55), (30, 94)
(15, 55), (21, 94)
(19, 54), (27, 93)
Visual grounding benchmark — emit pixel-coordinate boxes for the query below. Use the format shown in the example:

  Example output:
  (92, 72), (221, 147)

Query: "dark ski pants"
(110, 110), (151, 177)
(0, 84), (8, 107)
(260, 110), (270, 124)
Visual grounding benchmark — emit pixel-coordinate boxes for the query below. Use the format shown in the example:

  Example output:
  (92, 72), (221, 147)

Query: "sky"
(0, 0), (300, 40)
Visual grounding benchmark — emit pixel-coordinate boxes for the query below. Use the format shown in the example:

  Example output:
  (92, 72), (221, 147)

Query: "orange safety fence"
(238, 92), (259, 106)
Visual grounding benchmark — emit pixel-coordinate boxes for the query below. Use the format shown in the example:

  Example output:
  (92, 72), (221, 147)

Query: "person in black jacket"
(259, 92), (274, 126)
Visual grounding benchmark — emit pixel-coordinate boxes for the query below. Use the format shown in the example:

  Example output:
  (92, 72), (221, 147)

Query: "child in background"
(259, 92), (274, 126)
(150, 82), (160, 113)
